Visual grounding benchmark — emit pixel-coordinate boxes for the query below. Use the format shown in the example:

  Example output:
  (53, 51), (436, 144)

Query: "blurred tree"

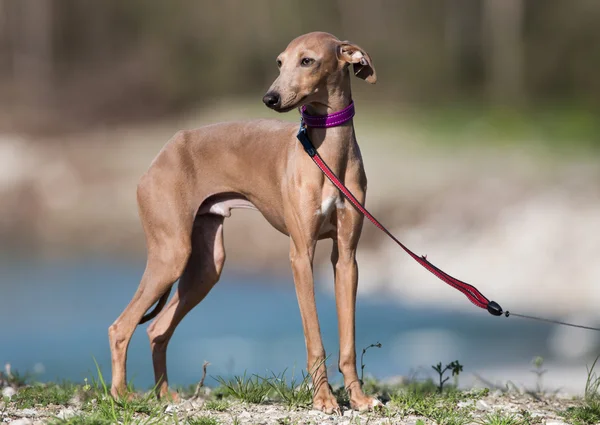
(0, 0), (598, 133)
(483, 0), (524, 105)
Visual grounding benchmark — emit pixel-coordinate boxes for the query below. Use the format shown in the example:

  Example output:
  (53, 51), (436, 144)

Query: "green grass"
(561, 355), (600, 425)
(203, 399), (229, 412)
(261, 369), (313, 409)
(13, 382), (77, 408)
(188, 97), (600, 156)
(4, 356), (593, 425)
(187, 416), (220, 425)
(48, 415), (113, 425)
(365, 102), (600, 151)
(213, 368), (313, 409)
(479, 412), (521, 425)
(389, 379), (491, 425)
(562, 402), (600, 425)
(213, 371), (271, 404)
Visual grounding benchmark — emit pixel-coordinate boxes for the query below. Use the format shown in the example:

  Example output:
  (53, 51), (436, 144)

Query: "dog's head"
(262, 32), (376, 112)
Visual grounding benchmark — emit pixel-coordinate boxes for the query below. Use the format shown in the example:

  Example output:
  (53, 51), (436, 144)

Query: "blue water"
(1, 258), (553, 388)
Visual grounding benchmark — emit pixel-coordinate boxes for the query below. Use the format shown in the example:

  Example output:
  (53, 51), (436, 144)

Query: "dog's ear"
(338, 41), (377, 84)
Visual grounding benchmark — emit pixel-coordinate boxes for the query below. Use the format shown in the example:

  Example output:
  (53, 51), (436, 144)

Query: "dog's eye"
(300, 58), (315, 67)
(276, 59), (282, 68)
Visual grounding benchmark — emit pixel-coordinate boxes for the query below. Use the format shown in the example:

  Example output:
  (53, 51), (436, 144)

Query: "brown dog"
(109, 31), (381, 413)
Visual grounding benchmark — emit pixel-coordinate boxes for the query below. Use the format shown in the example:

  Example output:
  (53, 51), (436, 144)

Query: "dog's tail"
(139, 287), (172, 324)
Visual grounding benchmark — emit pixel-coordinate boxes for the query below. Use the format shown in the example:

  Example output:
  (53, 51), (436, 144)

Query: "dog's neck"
(300, 88), (355, 158)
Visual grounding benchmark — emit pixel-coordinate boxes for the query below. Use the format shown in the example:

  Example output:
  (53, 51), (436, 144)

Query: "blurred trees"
(0, 0), (599, 132)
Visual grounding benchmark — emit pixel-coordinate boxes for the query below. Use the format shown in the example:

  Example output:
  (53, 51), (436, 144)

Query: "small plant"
(13, 382), (77, 408)
(83, 359), (166, 425)
(359, 342), (382, 385)
(584, 355), (600, 400)
(214, 371), (270, 404)
(561, 355), (600, 425)
(562, 401), (600, 425)
(530, 356), (547, 394)
(391, 389), (470, 425)
(204, 399), (229, 412)
(48, 415), (113, 425)
(519, 409), (542, 425)
(187, 416), (220, 425)
(432, 361), (463, 393)
(261, 368), (313, 409)
(480, 411), (520, 425)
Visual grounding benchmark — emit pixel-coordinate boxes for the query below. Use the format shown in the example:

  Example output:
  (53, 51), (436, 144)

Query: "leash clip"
(296, 121), (317, 157)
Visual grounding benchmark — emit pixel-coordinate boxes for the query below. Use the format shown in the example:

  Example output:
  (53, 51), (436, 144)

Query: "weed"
(332, 384), (350, 407)
(204, 399), (229, 412)
(214, 371), (270, 404)
(530, 356), (547, 394)
(562, 401), (600, 425)
(47, 415), (113, 425)
(479, 411), (520, 425)
(261, 368), (313, 410)
(561, 355), (600, 425)
(519, 409), (542, 425)
(187, 416), (220, 425)
(391, 383), (474, 425)
(359, 342), (382, 385)
(81, 359), (167, 425)
(192, 361), (211, 399)
(584, 355), (600, 400)
(432, 361), (463, 393)
(13, 382), (76, 408)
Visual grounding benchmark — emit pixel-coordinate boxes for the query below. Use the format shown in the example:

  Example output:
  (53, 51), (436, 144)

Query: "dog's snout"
(262, 92), (281, 108)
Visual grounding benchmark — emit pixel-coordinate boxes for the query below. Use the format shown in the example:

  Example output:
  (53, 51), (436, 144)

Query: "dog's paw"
(313, 392), (341, 415)
(350, 394), (383, 412)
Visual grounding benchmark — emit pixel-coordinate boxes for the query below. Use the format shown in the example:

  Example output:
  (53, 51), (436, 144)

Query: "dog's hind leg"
(109, 173), (196, 399)
(146, 214), (226, 399)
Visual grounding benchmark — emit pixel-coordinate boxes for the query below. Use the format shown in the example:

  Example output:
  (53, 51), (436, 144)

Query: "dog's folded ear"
(338, 42), (377, 84)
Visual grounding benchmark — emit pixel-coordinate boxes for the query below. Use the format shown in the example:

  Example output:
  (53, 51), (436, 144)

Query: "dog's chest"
(318, 195), (341, 217)
(316, 193), (343, 234)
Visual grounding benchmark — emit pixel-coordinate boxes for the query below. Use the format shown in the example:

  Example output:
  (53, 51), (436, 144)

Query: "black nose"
(262, 92), (281, 108)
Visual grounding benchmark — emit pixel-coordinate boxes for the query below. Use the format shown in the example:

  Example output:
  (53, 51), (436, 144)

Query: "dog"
(109, 31), (381, 413)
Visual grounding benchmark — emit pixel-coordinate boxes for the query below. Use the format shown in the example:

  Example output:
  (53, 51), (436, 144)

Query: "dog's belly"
(197, 192), (290, 235)
(198, 195), (257, 217)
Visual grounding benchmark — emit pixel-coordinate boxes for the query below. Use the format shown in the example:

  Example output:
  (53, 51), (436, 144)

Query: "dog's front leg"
(333, 204), (382, 412)
(289, 237), (340, 415)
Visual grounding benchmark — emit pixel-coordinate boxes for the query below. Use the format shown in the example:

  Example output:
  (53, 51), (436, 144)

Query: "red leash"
(296, 123), (504, 316)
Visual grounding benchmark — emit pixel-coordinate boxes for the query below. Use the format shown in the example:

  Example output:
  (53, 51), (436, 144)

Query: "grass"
(213, 368), (313, 409)
(203, 399), (229, 412)
(1, 356), (594, 425)
(47, 416), (113, 425)
(479, 412), (521, 425)
(261, 369), (313, 409)
(12, 382), (77, 408)
(213, 371), (271, 404)
(561, 355), (600, 425)
(391, 384), (474, 425)
(187, 416), (220, 425)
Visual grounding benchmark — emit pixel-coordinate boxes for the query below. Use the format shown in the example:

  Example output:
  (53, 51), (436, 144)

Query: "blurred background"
(2, 0), (600, 393)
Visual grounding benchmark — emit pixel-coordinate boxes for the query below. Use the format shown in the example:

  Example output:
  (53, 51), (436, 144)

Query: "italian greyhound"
(109, 31), (381, 413)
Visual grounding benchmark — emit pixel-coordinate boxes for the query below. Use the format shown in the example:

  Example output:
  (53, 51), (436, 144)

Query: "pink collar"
(301, 101), (355, 128)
